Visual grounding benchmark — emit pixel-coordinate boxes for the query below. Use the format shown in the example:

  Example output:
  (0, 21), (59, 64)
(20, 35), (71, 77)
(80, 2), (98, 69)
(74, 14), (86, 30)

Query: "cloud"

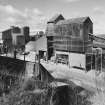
(66, 0), (80, 2)
(63, 0), (81, 3)
(92, 6), (105, 34)
(93, 6), (105, 15)
(0, 4), (47, 32)
(94, 21), (105, 34)
(93, 19), (105, 34)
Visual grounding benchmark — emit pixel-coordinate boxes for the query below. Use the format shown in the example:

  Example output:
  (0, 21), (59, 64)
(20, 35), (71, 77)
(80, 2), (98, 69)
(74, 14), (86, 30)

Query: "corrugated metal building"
(2, 26), (30, 53)
(46, 14), (93, 59)
(46, 14), (105, 71)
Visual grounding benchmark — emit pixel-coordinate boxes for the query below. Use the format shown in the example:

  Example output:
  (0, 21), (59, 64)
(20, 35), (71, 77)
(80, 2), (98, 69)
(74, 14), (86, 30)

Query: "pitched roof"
(96, 34), (105, 39)
(93, 41), (105, 49)
(47, 14), (65, 23)
(57, 16), (92, 25)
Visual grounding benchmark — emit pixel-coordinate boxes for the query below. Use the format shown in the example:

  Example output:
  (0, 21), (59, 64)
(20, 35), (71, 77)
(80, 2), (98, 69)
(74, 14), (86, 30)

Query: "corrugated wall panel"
(53, 35), (86, 52)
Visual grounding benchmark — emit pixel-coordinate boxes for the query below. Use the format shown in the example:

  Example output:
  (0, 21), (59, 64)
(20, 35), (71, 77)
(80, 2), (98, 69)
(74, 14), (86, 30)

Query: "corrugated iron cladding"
(54, 23), (81, 37)
(51, 23), (85, 52)
(46, 16), (93, 53)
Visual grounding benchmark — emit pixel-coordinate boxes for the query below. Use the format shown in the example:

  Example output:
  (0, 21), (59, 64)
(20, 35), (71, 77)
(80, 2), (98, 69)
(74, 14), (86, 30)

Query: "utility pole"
(14, 48), (17, 59)
(6, 45), (8, 56)
(35, 51), (41, 80)
(24, 53), (25, 61)
(100, 48), (102, 73)
(38, 51), (41, 81)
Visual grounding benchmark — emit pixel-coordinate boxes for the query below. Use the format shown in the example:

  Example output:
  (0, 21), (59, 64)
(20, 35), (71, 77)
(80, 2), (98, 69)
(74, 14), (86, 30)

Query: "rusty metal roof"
(57, 16), (92, 25)
(47, 14), (65, 23)
(96, 34), (105, 39)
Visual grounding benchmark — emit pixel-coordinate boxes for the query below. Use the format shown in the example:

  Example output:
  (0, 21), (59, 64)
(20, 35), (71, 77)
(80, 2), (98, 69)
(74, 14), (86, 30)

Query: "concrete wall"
(0, 56), (53, 82)
(55, 51), (86, 69)
(25, 62), (35, 78)
(69, 53), (86, 69)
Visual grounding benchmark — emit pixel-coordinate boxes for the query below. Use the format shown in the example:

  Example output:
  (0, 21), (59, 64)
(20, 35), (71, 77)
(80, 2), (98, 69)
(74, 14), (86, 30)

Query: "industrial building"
(2, 26), (30, 53)
(30, 31), (44, 41)
(46, 14), (105, 71)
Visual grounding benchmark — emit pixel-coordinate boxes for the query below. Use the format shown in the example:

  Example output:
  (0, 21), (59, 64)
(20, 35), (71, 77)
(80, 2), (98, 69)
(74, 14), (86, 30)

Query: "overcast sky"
(0, 0), (105, 34)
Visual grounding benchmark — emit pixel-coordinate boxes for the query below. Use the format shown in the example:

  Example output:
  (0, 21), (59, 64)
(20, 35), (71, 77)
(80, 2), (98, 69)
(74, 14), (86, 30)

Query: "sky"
(0, 0), (105, 34)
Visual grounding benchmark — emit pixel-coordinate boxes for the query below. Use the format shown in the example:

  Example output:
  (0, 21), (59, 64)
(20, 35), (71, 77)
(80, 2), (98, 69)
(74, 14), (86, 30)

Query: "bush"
(90, 91), (105, 105)
(23, 79), (35, 91)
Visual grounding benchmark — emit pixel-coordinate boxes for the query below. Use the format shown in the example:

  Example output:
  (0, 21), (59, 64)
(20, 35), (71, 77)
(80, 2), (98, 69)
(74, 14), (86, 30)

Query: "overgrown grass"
(0, 77), (51, 105)
(90, 91), (105, 105)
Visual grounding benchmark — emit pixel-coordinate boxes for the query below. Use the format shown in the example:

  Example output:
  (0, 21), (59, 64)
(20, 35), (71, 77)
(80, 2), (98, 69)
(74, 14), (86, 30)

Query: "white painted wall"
(55, 51), (86, 69)
(69, 53), (86, 69)
(55, 51), (69, 55)
(25, 62), (34, 78)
